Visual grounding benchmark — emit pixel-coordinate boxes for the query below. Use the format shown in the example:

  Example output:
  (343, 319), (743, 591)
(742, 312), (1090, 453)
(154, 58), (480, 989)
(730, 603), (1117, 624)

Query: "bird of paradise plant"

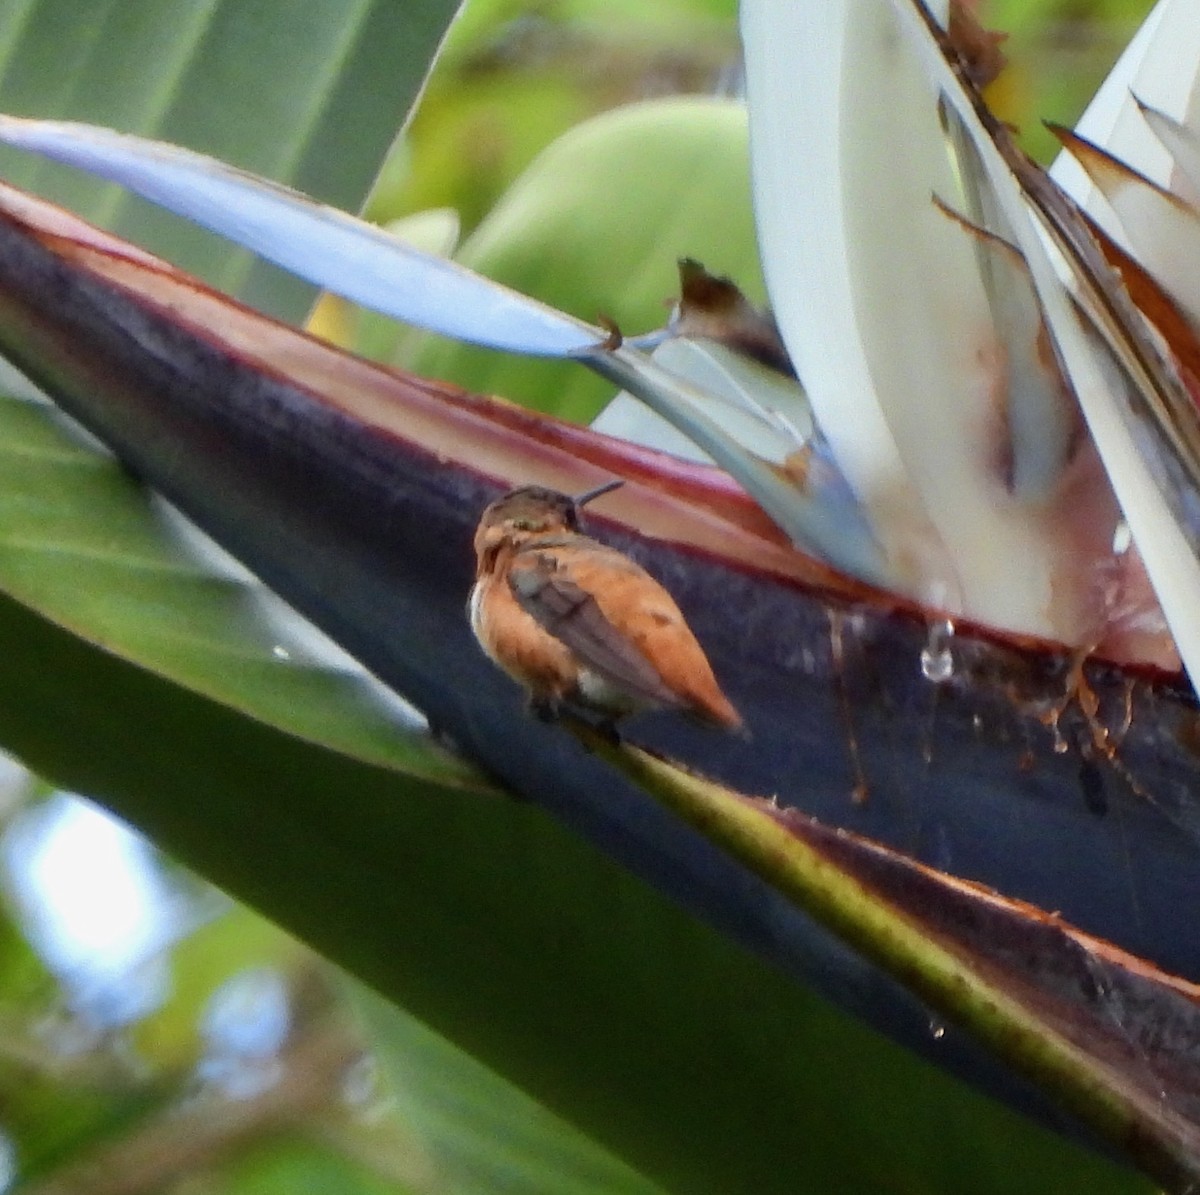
(0, 0), (1197, 1191)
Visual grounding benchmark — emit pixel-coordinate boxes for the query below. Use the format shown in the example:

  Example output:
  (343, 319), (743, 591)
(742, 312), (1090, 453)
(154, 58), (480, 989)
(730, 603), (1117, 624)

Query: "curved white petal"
(1057, 131), (1200, 328)
(742, 0), (1108, 638)
(1139, 102), (1200, 200)
(1050, 0), (1200, 332)
(593, 338), (811, 465)
(893, 0), (1200, 688)
(1053, 0), (1200, 225)
(742, 3), (947, 596)
(589, 344), (886, 582)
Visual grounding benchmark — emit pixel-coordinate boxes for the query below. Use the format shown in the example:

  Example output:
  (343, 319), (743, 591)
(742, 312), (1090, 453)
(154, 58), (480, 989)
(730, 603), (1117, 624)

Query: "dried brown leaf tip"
(595, 313), (623, 351)
(674, 258), (794, 376)
(948, 0), (1009, 91)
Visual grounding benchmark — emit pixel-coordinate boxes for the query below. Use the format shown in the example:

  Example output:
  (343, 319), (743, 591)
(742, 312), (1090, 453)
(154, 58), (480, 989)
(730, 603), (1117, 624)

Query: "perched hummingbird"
(469, 481), (743, 731)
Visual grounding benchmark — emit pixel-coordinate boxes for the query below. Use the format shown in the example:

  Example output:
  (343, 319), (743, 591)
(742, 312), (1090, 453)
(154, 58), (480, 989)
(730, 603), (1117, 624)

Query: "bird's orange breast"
(470, 571), (580, 700)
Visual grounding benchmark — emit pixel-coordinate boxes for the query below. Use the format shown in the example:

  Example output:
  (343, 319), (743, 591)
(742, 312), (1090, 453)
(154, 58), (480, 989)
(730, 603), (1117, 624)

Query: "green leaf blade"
(0, 0), (464, 319)
(0, 391), (486, 789)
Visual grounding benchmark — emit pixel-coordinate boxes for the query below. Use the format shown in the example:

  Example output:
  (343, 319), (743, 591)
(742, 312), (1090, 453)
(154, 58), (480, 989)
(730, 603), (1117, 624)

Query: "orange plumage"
(469, 483), (742, 731)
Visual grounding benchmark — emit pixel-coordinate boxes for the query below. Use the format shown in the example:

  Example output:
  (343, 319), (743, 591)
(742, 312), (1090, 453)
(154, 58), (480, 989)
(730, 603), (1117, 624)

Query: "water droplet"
(929, 1019), (946, 1041)
(920, 647), (952, 683)
(271, 645), (291, 661)
(342, 1053), (382, 1109)
(844, 611), (868, 635)
(920, 619), (955, 683)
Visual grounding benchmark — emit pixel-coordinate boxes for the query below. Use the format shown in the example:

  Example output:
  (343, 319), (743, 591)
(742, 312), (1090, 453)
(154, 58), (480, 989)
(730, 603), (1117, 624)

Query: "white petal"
(1139, 101), (1200, 201)
(1053, 0), (1200, 223)
(743, 3), (931, 580)
(593, 337), (811, 465)
(742, 0), (1101, 637)
(0, 117), (598, 357)
(592, 345), (885, 582)
(892, 0), (1200, 685)
(1056, 130), (1200, 328)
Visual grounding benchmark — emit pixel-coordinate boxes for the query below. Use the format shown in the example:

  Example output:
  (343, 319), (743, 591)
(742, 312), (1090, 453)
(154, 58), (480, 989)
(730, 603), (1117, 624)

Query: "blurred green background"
(0, 1), (1161, 1192)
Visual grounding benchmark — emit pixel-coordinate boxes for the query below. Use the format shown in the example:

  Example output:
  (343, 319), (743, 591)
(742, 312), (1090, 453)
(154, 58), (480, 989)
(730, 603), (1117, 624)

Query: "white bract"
(743, 0), (1200, 678)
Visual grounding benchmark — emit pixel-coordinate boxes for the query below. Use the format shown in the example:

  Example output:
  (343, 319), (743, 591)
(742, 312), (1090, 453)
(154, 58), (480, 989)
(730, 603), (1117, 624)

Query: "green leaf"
(0, 581), (1147, 1193)
(401, 97), (763, 423)
(0, 0), (462, 319)
(352, 983), (669, 1195)
(0, 4), (1170, 1192)
(0, 173), (1156, 1195)
(581, 723), (1199, 1190)
(0, 387), (487, 788)
(219, 1136), (420, 1195)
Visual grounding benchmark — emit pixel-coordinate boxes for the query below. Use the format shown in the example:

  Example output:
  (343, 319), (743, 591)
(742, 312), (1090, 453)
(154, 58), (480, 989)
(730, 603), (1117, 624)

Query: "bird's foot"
(527, 695), (562, 724)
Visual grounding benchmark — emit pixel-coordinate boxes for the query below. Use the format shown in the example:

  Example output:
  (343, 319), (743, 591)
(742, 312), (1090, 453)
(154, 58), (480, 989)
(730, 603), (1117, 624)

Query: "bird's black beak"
(573, 479), (624, 509)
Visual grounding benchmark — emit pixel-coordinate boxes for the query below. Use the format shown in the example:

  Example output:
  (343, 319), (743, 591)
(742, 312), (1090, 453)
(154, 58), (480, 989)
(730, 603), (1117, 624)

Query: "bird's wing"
(508, 552), (680, 708)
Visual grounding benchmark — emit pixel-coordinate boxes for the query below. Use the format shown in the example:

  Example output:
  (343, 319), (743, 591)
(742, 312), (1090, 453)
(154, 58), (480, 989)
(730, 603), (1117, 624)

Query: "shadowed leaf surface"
(0, 387), (485, 784)
(584, 725), (1200, 1189)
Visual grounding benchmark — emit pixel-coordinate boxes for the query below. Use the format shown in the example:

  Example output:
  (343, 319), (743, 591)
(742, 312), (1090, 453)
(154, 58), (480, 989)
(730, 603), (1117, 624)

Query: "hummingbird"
(469, 480), (743, 732)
